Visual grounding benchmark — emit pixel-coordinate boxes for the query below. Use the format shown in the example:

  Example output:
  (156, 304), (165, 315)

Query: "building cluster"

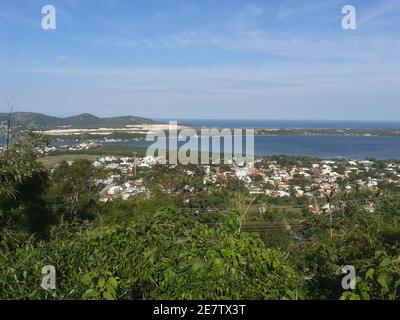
(57, 142), (101, 152)
(36, 142), (101, 155)
(59, 154), (400, 209)
(251, 159), (400, 195)
(93, 156), (159, 202)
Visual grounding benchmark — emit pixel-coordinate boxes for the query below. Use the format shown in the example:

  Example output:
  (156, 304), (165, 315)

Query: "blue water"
(142, 119), (400, 159)
(101, 135), (400, 160)
(3, 119), (400, 159)
(253, 135), (400, 159)
(157, 119), (400, 129)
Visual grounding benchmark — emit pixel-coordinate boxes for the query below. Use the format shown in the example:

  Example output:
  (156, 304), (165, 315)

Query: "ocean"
(158, 119), (400, 129)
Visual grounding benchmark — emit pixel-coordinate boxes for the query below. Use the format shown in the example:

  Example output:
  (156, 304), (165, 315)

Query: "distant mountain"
(0, 112), (159, 130)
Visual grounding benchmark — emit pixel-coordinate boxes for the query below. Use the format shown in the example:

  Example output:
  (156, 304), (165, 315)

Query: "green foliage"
(45, 159), (105, 224)
(1, 138), (399, 300)
(340, 251), (400, 300)
(0, 131), (52, 240)
(0, 204), (304, 300)
(294, 197), (400, 300)
(81, 271), (119, 300)
(0, 130), (48, 201)
(0, 112), (156, 130)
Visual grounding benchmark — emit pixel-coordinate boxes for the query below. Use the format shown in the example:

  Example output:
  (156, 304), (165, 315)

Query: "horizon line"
(2, 111), (400, 123)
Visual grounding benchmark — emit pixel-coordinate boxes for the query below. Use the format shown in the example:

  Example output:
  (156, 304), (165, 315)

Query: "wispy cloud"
(69, 1), (399, 64)
(276, 0), (341, 20)
(0, 9), (38, 28)
(1, 0), (399, 120)
(358, 0), (400, 26)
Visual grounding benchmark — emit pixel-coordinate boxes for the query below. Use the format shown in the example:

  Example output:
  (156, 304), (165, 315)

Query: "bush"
(0, 206), (304, 300)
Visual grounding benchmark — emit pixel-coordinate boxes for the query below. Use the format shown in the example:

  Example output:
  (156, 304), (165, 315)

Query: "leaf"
(272, 258), (280, 269)
(359, 290), (370, 300)
(81, 273), (93, 286)
(366, 268), (375, 280)
(349, 293), (361, 300)
(106, 284), (117, 297)
(103, 291), (116, 300)
(83, 289), (98, 299)
(377, 272), (392, 290)
(98, 277), (105, 287)
(285, 289), (297, 300)
(221, 249), (230, 259)
(379, 257), (392, 268)
(108, 277), (118, 289)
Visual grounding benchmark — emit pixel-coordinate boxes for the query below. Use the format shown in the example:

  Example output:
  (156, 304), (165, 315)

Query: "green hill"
(0, 112), (159, 130)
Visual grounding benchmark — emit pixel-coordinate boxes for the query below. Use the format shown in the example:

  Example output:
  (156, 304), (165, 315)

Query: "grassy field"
(40, 154), (100, 168)
(48, 145), (147, 157)
(41, 145), (148, 168)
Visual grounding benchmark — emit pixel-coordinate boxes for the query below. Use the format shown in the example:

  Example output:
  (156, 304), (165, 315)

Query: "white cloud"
(56, 54), (68, 62)
(3, 62), (399, 119)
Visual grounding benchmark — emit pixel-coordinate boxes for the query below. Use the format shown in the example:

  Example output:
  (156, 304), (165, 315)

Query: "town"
(49, 151), (400, 216)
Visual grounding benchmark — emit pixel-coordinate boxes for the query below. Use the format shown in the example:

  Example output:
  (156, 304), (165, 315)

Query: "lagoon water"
(140, 119), (400, 159)
(3, 119), (400, 159)
(103, 119), (400, 160)
(102, 135), (400, 160)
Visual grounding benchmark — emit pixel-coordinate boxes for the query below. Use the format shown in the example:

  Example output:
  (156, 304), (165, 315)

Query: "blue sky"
(0, 0), (399, 120)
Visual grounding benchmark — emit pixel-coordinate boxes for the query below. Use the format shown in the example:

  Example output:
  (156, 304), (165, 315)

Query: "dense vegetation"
(0, 112), (157, 130)
(0, 133), (399, 300)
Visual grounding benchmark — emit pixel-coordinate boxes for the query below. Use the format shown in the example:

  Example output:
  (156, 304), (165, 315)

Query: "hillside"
(0, 112), (159, 129)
